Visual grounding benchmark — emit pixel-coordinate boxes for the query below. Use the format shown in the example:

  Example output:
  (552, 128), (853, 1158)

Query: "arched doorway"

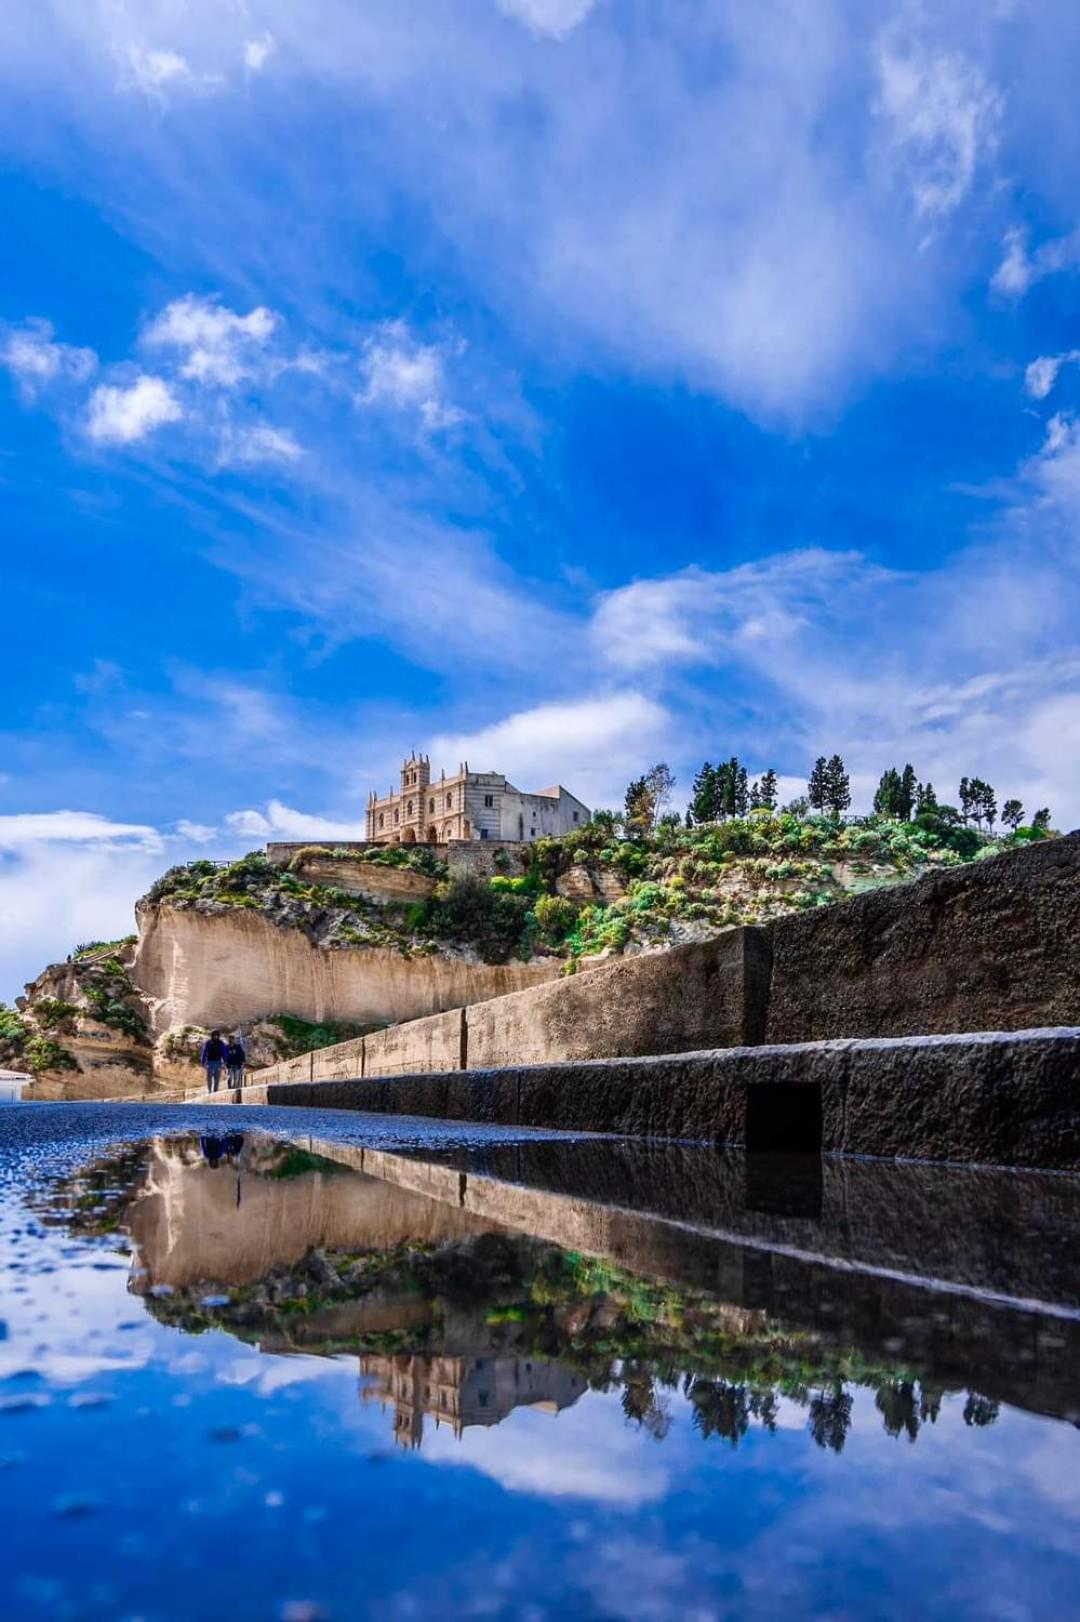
(402, 827), (417, 844)
(426, 825), (438, 844)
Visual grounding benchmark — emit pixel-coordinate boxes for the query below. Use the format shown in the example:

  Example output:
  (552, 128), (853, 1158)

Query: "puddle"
(1, 1103), (1078, 1619)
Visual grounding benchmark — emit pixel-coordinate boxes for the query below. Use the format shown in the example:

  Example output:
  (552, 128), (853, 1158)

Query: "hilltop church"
(365, 753), (591, 845)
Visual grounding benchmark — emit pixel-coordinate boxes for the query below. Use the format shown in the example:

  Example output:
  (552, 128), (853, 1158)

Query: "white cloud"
(357, 321), (464, 431)
(174, 820), (217, 844)
(1024, 350), (1080, 399)
(217, 422), (303, 466)
(0, 835), (165, 1000)
(225, 800), (360, 842)
(432, 693), (671, 810)
(991, 226), (1079, 300)
(85, 373), (182, 444)
(121, 44), (225, 100)
(0, 811), (163, 852)
(875, 35), (1001, 218)
(243, 35), (276, 73)
(0, 318), (96, 400)
(144, 294), (277, 387)
(495, 0), (596, 40)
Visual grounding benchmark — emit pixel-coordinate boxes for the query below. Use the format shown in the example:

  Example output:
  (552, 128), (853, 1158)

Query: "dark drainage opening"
(745, 1082), (823, 1155)
(744, 1153), (823, 1219)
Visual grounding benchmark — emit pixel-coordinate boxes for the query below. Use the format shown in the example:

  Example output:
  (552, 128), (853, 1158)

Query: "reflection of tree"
(620, 1363), (672, 1440)
(809, 1383), (853, 1453)
(689, 1379), (752, 1447)
(875, 1378), (920, 1441)
(963, 1392), (1000, 1428)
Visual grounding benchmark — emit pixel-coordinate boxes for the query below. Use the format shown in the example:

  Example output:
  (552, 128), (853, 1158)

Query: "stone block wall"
(764, 833), (1080, 1043)
(466, 931), (771, 1068)
(361, 1008), (465, 1077)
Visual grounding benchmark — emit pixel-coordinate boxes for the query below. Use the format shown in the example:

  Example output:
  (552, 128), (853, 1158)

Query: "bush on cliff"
(0, 1003), (78, 1074)
(426, 874), (535, 964)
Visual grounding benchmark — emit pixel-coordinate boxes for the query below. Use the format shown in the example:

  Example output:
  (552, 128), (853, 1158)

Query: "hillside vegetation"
(138, 809), (1050, 967)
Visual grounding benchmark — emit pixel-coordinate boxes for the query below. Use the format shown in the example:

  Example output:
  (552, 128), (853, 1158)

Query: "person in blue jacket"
(200, 1030), (227, 1092)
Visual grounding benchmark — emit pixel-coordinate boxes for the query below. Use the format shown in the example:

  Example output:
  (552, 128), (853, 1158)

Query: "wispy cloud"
(0, 318), (96, 401)
(991, 225), (1080, 299)
(494, 0), (596, 41)
(874, 31), (1001, 220)
(357, 321), (464, 432)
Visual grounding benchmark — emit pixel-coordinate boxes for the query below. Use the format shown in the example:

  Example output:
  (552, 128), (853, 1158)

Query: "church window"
(393, 809), (399, 824)
(572, 811), (579, 822)
(407, 801), (413, 816)
(446, 793), (453, 809)
(378, 813), (384, 829)
(484, 794), (494, 808)
(429, 798), (435, 813)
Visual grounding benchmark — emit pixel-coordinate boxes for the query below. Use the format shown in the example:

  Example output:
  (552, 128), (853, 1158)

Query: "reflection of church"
(359, 1353), (588, 1447)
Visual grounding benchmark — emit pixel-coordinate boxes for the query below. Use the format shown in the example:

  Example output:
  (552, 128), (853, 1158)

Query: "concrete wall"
(765, 833), (1080, 1043)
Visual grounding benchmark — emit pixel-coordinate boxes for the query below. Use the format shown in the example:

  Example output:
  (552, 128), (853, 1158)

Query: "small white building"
(0, 1068), (30, 1102)
(366, 754), (591, 845)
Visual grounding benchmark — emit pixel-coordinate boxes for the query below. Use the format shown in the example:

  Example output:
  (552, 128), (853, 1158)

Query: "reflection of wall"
(360, 1353), (587, 1446)
(126, 1140), (493, 1288)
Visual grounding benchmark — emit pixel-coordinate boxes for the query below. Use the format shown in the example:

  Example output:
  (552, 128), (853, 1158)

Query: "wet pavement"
(1, 1102), (1079, 1620)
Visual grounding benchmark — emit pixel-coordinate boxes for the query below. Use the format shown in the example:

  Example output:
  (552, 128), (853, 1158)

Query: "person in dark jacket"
(200, 1030), (227, 1093)
(225, 1036), (246, 1090)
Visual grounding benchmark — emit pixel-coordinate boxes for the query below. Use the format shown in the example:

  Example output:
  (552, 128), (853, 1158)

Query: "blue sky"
(1, 0), (1079, 996)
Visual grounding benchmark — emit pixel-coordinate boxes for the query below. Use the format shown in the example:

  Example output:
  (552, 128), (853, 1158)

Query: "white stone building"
(365, 754), (591, 845)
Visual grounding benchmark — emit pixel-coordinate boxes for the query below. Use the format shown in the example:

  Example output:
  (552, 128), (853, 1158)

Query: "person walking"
(200, 1030), (228, 1093)
(225, 1034), (246, 1091)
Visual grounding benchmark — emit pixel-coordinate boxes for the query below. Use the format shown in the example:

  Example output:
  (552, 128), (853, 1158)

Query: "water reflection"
(42, 1132), (1080, 1457)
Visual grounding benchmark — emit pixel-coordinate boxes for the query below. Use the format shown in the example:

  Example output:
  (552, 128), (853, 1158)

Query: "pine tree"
(1002, 798), (1023, 831)
(874, 768), (901, 817)
(899, 764), (917, 822)
(824, 755), (851, 820)
(624, 776), (650, 836)
(807, 757), (829, 813)
(749, 779), (762, 810)
(916, 781), (938, 816)
(979, 781), (997, 832)
(690, 762), (719, 825)
(958, 777), (974, 825)
(1032, 807), (1051, 832)
(759, 768), (778, 810)
(684, 808), (694, 829)
(733, 763), (749, 817)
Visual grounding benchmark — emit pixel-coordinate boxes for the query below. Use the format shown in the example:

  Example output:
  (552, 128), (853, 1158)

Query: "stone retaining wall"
(205, 1027), (1080, 1171)
(765, 832), (1080, 1043)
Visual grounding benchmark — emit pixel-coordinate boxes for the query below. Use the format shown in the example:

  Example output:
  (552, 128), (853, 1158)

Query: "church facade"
(365, 753), (591, 845)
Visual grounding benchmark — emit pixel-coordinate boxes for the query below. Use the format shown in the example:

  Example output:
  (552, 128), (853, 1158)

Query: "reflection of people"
(200, 1030), (228, 1093)
(225, 1035), (246, 1090)
(199, 1133), (224, 1168)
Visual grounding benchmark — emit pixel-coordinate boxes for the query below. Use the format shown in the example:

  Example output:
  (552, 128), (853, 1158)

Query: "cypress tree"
(825, 755), (851, 820)
(807, 757), (829, 813)
(899, 764), (917, 822)
(759, 768), (778, 810)
(690, 763), (719, 825)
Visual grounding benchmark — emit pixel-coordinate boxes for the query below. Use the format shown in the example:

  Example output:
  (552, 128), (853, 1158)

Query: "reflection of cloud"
(256, 1354), (355, 1396)
(421, 1389), (671, 1505)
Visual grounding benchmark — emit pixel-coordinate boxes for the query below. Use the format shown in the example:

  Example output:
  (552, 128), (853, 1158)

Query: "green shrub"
(533, 894), (579, 946)
(427, 875), (532, 964)
(34, 997), (79, 1031)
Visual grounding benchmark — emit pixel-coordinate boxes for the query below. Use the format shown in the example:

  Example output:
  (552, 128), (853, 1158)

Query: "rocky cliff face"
(12, 895), (562, 1099)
